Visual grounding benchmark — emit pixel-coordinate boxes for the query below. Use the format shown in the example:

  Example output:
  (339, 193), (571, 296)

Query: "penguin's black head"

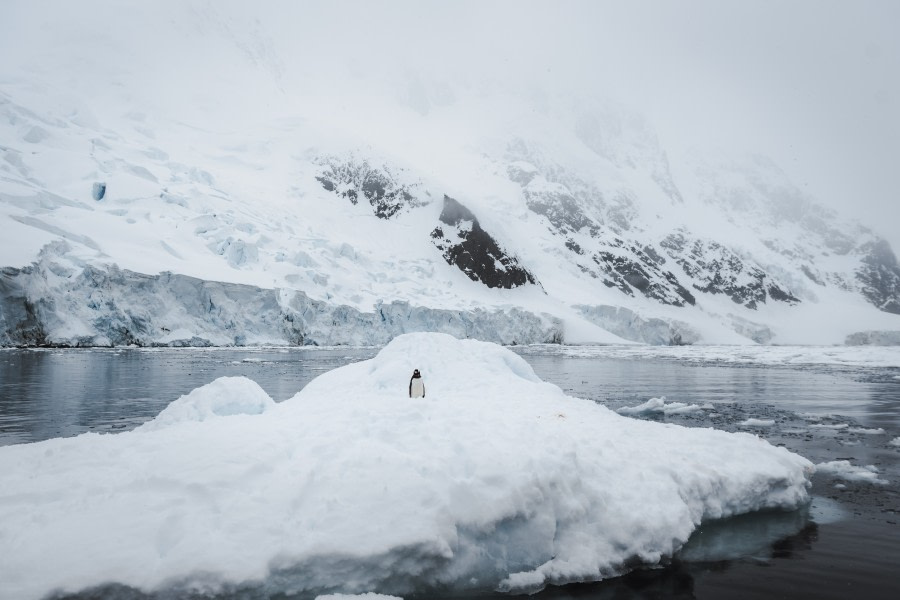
(413, 369), (420, 376)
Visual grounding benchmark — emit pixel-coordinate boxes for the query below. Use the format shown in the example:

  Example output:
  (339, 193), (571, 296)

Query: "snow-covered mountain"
(2, 1), (899, 346)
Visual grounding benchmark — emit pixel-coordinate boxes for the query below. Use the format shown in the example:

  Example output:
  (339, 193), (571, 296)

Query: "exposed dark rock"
(565, 239), (584, 255)
(767, 285), (796, 303)
(856, 238), (900, 314)
(593, 248), (695, 307)
(315, 157), (426, 219)
(643, 245), (666, 265)
(801, 265), (824, 286)
(506, 162), (538, 186)
(662, 234), (798, 309)
(431, 195), (537, 289)
(524, 189), (593, 235)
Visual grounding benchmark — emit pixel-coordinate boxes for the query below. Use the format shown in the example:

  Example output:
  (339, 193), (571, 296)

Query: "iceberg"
(0, 333), (813, 599)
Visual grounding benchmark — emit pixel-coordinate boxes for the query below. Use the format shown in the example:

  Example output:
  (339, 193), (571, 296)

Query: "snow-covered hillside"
(2, 1), (899, 346)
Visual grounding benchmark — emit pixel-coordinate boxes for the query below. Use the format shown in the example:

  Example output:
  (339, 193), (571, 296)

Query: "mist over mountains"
(2, 0), (899, 346)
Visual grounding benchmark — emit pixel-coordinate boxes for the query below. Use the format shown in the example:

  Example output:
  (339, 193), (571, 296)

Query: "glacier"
(0, 243), (562, 347)
(0, 333), (814, 599)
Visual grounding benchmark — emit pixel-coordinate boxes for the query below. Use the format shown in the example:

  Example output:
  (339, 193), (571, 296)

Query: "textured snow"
(0, 333), (813, 599)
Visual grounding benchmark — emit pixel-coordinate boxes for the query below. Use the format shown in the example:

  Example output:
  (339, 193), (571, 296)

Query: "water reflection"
(0, 348), (376, 445)
(677, 507), (812, 563)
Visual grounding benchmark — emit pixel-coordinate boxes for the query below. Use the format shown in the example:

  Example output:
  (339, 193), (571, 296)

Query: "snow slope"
(0, 333), (813, 598)
(1, 1), (899, 345)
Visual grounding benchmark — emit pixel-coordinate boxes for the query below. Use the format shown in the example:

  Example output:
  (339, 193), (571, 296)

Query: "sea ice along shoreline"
(0, 333), (814, 599)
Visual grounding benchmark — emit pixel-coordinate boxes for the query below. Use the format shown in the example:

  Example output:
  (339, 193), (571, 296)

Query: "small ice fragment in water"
(816, 460), (888, 485)
(617, 396), (703, 415)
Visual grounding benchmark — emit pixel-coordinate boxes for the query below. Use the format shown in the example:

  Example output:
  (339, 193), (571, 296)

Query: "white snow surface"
(0, 333), (813, 599)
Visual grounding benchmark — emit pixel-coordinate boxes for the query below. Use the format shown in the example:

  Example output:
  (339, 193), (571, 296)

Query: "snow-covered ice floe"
(616, 396), (704, 415)
(0, 333), (814, 599)
(815, 461), (888, 485)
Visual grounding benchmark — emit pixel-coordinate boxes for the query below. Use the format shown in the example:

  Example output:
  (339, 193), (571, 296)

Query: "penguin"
(409, 369), (425, 398)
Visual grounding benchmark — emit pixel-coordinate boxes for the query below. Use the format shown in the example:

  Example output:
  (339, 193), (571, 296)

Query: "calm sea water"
(1, 346), (899, 599)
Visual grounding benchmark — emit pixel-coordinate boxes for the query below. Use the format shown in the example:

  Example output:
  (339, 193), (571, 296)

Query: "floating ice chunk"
(809, 423), (849, 430)
(617, 396), (704, 415)
(890, 437), (900, 447)
(815, 460), (888, 485)
(847, 427), (885, 435)
(137, 376), (275, 432)
(316, 595), (403, 600)
(740, 418), (775, 427)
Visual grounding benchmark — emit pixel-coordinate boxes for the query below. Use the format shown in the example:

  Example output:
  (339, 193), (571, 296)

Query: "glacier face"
(0, 243), (561, 347)
(1, 3), (899, 346)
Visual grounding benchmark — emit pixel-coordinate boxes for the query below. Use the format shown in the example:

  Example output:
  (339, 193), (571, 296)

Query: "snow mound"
(616, 396), (704, 415)
(137, 376), (275, 432)
(0, 333), (813, 599)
